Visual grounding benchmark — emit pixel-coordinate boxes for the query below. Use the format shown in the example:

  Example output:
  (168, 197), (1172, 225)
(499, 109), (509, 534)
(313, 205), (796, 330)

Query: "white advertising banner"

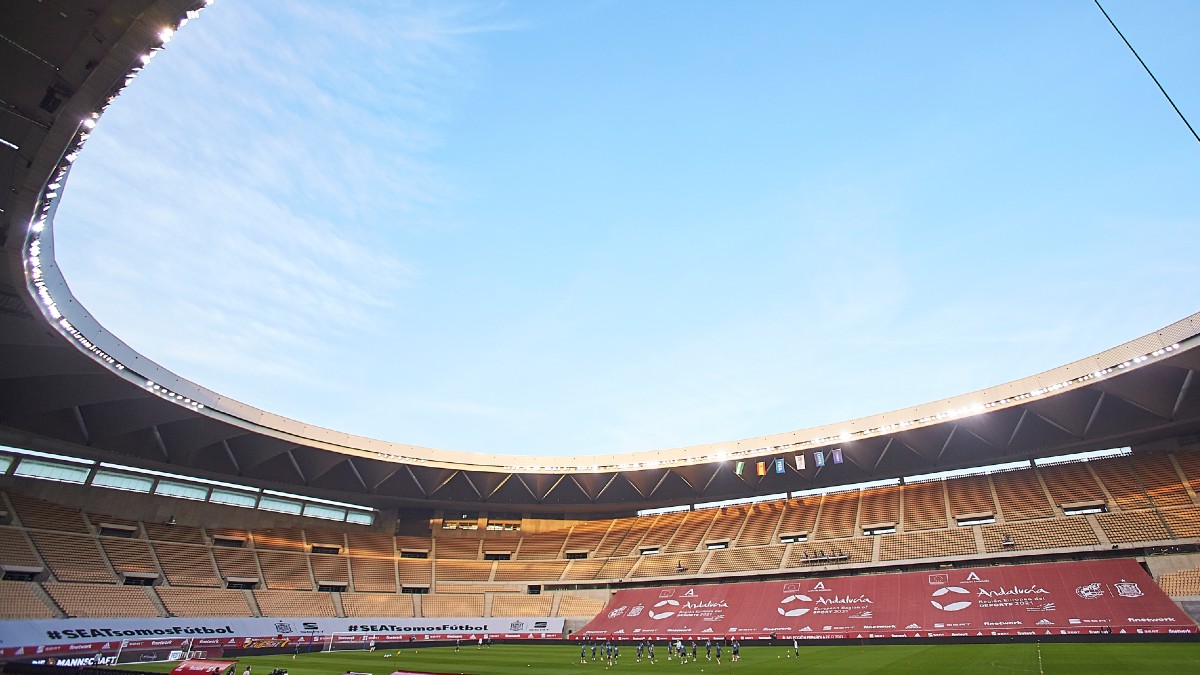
(0, 616), (564, 659)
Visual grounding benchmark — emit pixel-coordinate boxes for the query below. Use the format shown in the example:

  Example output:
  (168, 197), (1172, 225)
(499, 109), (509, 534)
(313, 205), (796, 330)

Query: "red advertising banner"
(576, 558), (1196, 639)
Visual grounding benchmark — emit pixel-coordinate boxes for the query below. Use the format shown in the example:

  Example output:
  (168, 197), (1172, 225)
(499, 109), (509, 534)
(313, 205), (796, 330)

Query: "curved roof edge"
(10, 1), (1200, 476)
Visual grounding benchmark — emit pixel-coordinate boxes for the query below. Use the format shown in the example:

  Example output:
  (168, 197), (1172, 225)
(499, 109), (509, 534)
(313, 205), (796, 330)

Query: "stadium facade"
(2, 0), (1200, 663)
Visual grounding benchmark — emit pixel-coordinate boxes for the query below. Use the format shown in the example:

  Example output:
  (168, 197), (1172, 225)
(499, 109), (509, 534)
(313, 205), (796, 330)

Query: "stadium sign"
(0, 617), (564, 659)
(576, 559), (1195, 639)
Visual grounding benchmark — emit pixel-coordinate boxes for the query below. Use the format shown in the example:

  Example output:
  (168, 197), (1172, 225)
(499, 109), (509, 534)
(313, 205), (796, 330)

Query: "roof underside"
(2, 0), (1200, 515)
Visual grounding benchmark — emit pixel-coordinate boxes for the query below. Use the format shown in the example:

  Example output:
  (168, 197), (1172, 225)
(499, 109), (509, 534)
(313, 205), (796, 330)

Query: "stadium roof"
(2, 0), (1200, 515)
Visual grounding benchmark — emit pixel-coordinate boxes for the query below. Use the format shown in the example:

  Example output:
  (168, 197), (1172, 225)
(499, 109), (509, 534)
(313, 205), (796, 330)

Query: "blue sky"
(54, 1), (1199, 457)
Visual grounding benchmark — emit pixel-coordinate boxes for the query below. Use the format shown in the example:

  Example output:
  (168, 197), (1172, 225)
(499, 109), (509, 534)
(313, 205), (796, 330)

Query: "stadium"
(2, 1), (1200, 673)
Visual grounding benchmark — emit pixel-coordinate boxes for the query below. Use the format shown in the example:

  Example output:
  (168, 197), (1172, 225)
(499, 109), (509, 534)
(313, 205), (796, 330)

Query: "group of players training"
(580, 637), (746, 666)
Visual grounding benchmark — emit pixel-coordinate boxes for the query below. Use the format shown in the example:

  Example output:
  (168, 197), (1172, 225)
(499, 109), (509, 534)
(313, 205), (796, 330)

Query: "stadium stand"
(0, 525), (43, 568)
(610, 516), (656, 556)
(143, 522), (207, 545)
(1174, 450), (1200, 497)
(990, 468), (1054, 520)
(902, 480), (949, 531)
(637, 511), (686, 550)
(1162, 506), (1200, 538)
(1039, 461), (1107, 507)
(394, 535), (434, 554)
(981, 517), (1099, 553)
(629, 550), (708, 578)
(666, 509), (718, 551)
(859, 484), (901, 532)
(349, 556), (397, 592)
(100, 537), (161, 578)
(1, 448), (1200, 627)
(421, 593), (484, 617)
(1131, 453), (1193, 507)
(1157, 566), (1200, 597)
(29, 532), (115, 583)
(701, 545), (786, 574)
(879, 528), (977, 561)
(257, 550), (314, 590)
(946, 473), (997, 518)
(1091, 457), (1153, 510)
(705, 505), (749, 543)
(560, 558), (607, 581)
(777, 496), (820, 537)
(0, 581), (57, 619)
(593, 556), (639, 579)
(43, 582), (160, 618)
(490, 594), (552, 617)
(152, 542), (222, 587)
(435, 583), (521, 593)
(345, 531), (395, 558)
(306, 529), (348, 551)
(340, 592), (415, 618)
(310, 553), (351, 586)
(253, 590), (336, 617)
(784, 537), (872, 566)
(1097, 509), (1173, 543)
(396, 558), (433, 586)
(156, 587), (254, 617)
(7, 493), (91, 533)
(593, 519), (634, 558)
(211, 546), (261, 584)
(815, 490), (860, 539)
(434, 538), (480, 560)
(736, 501), (783, 546)
(435, 560), (493, 582)
(562, 520), (610, 556)
(253, 527), (307, 551)
(513, 530), (567, 559)
(556, 594), (606, 617)
(493, 560), (567, 582)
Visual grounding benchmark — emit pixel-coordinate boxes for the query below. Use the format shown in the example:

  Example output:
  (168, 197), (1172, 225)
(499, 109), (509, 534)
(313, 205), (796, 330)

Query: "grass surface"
(115, 642), (1200, 675)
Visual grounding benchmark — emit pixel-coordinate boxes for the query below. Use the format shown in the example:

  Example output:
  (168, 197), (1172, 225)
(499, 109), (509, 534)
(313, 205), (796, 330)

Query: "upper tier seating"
(903, 480), (949, 531)
(7, 493), (91, 533)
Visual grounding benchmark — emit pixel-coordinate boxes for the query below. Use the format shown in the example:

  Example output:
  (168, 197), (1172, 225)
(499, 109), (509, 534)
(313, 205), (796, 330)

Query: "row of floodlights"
(25, 4), (220, 404)
(145, 380), (205, 409)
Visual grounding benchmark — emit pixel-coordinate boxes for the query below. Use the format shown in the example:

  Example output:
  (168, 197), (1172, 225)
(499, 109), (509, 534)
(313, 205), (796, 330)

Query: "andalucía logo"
(649, 600), (679, 620)
(777, 594), (813, 617)
(930, 587), (972, 612)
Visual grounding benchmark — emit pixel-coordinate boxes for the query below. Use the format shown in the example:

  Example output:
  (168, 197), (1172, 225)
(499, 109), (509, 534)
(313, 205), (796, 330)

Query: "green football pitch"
(115, 642), (1200, 675)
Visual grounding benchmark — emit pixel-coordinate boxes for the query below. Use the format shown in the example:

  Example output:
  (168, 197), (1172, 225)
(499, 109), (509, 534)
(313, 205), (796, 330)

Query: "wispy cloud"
(54, 1), (508, 414)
